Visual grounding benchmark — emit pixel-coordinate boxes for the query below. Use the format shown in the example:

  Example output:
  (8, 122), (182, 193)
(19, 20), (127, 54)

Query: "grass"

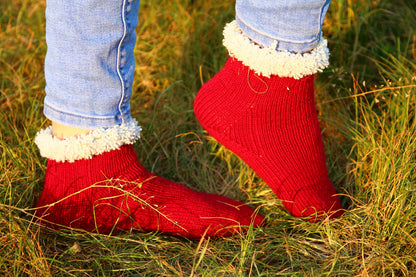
(1, 0), (416, 275)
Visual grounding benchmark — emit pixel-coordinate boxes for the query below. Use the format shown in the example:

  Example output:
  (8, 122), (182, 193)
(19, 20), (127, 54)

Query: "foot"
(34, 120), (263, 238)
(194, 57), (343, 219)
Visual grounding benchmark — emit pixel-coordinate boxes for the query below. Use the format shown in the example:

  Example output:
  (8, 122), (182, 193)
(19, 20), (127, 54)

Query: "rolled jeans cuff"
(235, 0), (331, 53)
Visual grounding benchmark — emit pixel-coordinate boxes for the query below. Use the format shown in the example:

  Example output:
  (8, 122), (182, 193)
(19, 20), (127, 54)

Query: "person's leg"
(194, 0), (343, 220)
(35, 0), (263, 238)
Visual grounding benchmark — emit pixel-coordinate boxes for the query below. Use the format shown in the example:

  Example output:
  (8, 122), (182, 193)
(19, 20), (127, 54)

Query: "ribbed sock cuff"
(35, 118), (141, 162)
(223, 20), (330, 79)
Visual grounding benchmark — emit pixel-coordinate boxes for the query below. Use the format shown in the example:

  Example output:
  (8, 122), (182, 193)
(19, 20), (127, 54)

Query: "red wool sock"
(193, 21), (343, 220)
(34, 121), (262, 238)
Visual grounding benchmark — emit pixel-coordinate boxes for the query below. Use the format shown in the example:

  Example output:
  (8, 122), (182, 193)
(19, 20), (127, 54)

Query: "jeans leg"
(43, 0), (140, 129)
(236, 0), (331, 53)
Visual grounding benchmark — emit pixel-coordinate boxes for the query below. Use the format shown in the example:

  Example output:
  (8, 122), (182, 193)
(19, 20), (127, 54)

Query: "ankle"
(52, 121), (91, 139)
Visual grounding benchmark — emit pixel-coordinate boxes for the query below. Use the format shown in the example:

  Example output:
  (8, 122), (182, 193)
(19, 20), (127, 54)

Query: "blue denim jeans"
(44, 0), (140, 129)
(43, 0), (330, 129)
(236, 0), (331, 53)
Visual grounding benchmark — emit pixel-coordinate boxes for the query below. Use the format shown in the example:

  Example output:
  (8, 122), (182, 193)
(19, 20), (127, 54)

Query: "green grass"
(1, 0), (416, 275)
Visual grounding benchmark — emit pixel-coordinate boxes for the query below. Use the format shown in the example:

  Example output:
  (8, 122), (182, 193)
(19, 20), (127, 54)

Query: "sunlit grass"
(1, 0), (415, 275)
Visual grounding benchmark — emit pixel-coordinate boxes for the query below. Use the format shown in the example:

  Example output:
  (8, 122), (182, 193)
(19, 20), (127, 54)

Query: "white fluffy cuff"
(35, 119), (142, 162)
(223, 20), (330, 79)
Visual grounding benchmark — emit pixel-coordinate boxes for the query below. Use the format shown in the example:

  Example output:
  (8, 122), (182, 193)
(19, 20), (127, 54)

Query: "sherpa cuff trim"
(223, 20), (330, 79)
(35, 119), (142, 162)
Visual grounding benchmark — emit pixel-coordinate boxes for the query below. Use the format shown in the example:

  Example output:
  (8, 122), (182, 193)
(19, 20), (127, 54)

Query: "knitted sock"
(34, 120), (263, 238)
(193, 22), (343, 220)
